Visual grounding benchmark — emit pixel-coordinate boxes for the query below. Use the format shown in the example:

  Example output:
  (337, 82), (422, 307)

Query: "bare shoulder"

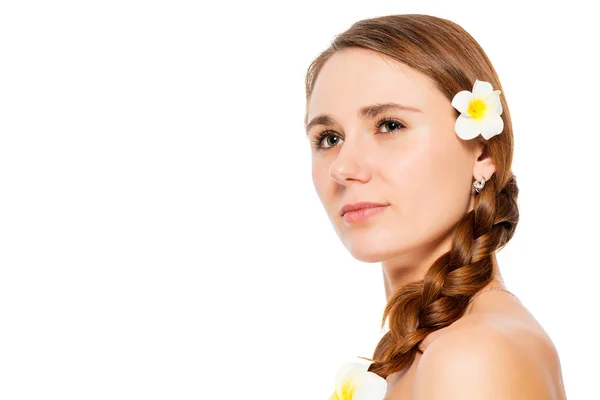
(411, 313), (565, 399)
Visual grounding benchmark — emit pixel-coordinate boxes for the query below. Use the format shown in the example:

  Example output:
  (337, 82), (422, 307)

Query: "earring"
(473, 176), (486, 193)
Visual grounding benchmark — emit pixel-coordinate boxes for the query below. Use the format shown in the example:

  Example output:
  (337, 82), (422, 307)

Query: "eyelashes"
(310, 116), (406, 152)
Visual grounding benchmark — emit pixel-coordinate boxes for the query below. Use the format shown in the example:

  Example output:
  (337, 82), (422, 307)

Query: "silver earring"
(473, 176), (486, 193)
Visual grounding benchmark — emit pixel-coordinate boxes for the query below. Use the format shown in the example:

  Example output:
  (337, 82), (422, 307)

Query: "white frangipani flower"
(451, 79), (504, 140)
(329, 360), (387, 400)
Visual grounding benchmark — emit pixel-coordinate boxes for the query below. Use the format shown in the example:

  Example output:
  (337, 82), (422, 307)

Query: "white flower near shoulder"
(329, 360), (387, 400)
(451, 79), (504, 140)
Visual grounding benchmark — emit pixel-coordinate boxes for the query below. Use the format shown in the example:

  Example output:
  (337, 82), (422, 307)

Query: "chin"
(350, 252), (385, 263)
(344, 241), (396, 263)
(335, 223), (402, 263)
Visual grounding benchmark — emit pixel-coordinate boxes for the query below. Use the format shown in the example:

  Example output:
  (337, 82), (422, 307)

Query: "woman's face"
(306, 48), (490, 263)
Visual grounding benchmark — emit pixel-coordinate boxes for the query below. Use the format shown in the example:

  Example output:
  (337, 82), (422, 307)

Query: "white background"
(1, 1), (598, 399)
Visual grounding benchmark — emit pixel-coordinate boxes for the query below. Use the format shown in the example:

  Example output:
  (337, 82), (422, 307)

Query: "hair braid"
(366, 174), (520, 378)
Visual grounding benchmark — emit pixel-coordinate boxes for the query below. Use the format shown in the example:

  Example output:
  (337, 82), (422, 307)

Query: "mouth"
(340, 202), (389, 216)
(340, 203), (389, 224)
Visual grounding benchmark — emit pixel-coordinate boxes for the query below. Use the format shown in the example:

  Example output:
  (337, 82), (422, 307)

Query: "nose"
(329, 137), (371, 185)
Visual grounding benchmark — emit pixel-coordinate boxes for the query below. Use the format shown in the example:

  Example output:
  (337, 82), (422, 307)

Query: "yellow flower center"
(467, 99), (486, 119)
(330, 379), (356, 400)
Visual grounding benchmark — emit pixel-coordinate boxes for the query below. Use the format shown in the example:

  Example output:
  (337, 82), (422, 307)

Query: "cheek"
(311, 160), (331, 202)
(412, 138), (471, 238)
(387, 148), (432, 219)
(385, 134), (469, 239)
(427, 134), (472, 208)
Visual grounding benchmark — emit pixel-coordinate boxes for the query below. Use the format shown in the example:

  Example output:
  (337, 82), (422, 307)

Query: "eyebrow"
(305, 102), (423, 135)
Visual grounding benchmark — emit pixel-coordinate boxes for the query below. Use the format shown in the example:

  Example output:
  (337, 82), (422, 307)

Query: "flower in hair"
(451, 79), (504, 140)
(329, 360), (386, 400)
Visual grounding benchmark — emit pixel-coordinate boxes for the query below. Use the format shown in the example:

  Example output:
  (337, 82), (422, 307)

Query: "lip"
(342, 204), (388, 224)
(340, 202), (389, 216)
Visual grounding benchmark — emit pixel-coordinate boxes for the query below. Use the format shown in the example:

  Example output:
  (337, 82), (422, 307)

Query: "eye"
(376, 117), (406, 134)
(312, 131), (343, 151)
(311, 116), (406, 152)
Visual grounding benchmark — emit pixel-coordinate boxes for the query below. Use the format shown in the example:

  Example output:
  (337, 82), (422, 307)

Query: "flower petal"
(480, 113), (504, 140)
(472, 80), (494, 99)
(451, 90), (472, 114)
(484, 92), (503, 115)
(352, 372), (387, 400)
(455, 114), (482, 140)
(334, 362), (369, 391)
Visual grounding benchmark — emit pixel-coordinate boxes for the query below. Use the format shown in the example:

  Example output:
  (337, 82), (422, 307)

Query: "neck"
(381, 235), (503, 301)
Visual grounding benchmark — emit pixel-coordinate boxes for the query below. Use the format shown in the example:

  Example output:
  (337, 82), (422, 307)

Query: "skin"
(305, 47), (499, 298)
(305, 47), (566, 399)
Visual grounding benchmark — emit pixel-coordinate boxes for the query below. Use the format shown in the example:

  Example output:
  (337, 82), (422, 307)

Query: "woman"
(304, 14), (567, 399)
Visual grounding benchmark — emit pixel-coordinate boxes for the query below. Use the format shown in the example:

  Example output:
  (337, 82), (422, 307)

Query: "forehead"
(307, 48), (442, 123)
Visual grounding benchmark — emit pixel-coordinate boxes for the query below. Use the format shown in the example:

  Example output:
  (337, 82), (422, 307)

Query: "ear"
(472, 141), (495, 181)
